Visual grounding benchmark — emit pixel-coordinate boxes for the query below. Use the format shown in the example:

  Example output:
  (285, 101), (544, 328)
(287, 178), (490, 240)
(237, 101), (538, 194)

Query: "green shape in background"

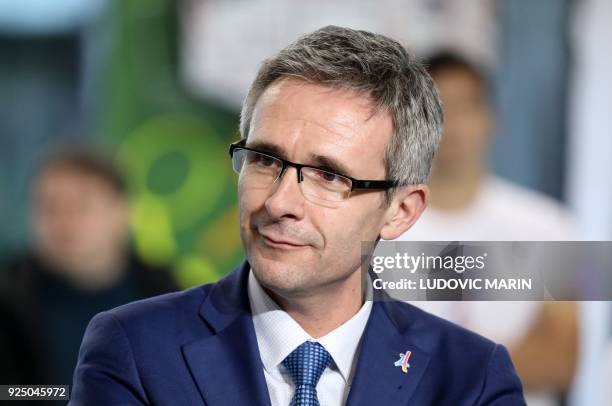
(117, 113), (228, 231)
(94, 0), (244, 286)
(130, 194), (177, 266)
(116, 113), (239, 282)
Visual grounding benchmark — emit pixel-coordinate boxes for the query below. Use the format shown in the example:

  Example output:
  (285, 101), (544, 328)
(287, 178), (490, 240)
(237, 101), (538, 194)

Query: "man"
(0, 147), (178, 387)
(71, 26), (525, 405)
(396, 52), (577, 406)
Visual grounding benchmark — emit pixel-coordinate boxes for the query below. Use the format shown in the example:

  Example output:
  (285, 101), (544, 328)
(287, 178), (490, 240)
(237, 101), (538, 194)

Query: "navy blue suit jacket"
(71, 262), (526, 405)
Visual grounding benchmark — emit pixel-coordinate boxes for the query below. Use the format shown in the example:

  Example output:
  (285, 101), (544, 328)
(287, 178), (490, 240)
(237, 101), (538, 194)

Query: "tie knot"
(282, 341), (332, 387)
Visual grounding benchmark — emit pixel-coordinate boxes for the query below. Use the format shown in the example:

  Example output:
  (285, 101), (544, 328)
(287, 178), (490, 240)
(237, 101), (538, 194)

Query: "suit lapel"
(346, 301), (431, 406)
(181, 263), (432, 405)
(181, 262), (271, 406)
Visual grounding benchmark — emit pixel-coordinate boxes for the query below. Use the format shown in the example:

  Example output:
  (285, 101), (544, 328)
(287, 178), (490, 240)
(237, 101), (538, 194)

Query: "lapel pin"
(394, 351), (412, 373)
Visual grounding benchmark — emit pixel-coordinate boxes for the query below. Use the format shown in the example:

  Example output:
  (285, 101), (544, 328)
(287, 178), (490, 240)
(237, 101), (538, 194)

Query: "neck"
(74, 255), (126, 290)
(269, 270), (364, 338)
(47, 250), (127, 291)
(429, 159), (486, 211)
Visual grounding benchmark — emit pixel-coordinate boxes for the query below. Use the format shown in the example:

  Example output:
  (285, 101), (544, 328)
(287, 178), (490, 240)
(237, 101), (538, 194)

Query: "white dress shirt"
(248, 270), (372, 406)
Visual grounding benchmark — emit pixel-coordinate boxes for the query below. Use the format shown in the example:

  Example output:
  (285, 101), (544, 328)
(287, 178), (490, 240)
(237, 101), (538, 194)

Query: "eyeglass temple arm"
(351, 180), (398, 190)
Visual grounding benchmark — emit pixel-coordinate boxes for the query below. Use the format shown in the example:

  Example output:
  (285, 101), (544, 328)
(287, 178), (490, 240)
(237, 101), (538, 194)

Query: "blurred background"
(0, 0), (610, 405)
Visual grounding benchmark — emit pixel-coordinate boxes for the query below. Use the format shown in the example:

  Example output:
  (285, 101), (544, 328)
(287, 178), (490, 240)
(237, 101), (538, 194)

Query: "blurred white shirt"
(396, 175), (575, 406)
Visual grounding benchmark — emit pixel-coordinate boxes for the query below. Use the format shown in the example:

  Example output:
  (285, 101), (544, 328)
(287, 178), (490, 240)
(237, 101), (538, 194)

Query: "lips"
(258, 230), (307, 249)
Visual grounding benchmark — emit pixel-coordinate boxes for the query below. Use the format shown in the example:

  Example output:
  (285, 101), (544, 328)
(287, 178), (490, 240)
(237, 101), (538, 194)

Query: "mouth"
(258, 230), (308, 250)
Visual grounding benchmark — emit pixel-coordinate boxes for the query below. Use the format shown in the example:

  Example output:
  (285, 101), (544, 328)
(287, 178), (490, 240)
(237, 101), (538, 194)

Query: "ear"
(379, 184), (429, 240)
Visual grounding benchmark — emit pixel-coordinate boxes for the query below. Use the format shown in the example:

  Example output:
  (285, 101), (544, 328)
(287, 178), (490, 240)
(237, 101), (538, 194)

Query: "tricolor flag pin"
(394, 351), (412, 373)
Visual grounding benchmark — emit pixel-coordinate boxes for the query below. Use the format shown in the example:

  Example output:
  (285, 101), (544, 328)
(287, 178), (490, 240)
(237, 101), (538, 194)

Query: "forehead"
(433, 68), (485, 97)
(36, 167), (117, 198)
(249, 78), (393, 178)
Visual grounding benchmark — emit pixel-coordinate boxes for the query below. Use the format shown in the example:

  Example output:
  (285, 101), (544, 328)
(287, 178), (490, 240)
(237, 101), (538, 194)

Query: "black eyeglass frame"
(229, 139), (399, 191)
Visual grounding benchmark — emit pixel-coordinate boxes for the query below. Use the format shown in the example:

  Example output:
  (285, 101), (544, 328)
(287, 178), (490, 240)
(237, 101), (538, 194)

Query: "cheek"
(472, 111), (491, 142)
(314, 200), (383, 253)
(34, 218), (56, 248)
(313, 215), (375, 276)
(238, 178), (268, 210)
(238, 185), (268, 235)
(75, 203), (125, 242)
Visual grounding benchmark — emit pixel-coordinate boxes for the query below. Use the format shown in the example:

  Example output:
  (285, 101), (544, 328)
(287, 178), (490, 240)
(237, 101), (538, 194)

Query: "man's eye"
(252, 154), (278, 167)
(317, 170), (342, 183)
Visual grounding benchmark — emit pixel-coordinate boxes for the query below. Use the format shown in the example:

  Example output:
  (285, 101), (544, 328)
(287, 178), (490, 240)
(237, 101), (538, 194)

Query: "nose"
(264, 166), (305, 220)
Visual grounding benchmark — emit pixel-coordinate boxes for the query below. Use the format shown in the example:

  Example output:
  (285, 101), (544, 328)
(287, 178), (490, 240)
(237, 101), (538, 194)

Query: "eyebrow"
(245, 140), (354, 178)
(245, 140), (285, 157)
(307, 153), (353, 178)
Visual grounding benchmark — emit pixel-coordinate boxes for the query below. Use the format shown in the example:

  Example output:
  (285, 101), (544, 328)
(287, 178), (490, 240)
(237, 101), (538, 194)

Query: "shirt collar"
(248, 269), (373, 383)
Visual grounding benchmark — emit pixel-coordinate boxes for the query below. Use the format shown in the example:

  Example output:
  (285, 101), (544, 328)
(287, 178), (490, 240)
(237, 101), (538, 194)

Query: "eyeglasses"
(229, 139), (398, 204)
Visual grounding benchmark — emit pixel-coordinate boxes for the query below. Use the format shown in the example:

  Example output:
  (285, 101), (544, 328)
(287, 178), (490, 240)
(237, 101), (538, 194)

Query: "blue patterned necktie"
(282, 341), (332, 406)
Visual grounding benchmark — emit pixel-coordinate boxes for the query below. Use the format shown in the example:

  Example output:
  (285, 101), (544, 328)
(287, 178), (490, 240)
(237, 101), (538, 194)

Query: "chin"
(249, 252), (317, 294)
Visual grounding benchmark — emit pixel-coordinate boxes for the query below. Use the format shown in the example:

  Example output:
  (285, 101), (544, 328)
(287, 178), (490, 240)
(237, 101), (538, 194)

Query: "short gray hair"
(240, 25), (443, 191)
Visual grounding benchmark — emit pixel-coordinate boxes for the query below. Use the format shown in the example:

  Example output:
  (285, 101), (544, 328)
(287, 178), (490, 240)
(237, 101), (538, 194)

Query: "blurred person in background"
(397, 52), (578, 406)
(0, 146), (179, 386)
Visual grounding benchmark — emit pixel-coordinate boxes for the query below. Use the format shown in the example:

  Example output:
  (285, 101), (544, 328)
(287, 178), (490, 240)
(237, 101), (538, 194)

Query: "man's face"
(239, 78), (394, 299)
(33, 167), (129, 278)
(432, 67), (491, 170)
